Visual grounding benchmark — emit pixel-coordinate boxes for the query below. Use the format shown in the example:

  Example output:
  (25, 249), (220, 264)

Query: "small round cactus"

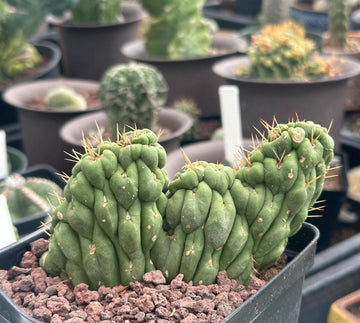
(0, 174), (63, 221)
(98, 62), (168, 136)
(44, 86), (87, 110)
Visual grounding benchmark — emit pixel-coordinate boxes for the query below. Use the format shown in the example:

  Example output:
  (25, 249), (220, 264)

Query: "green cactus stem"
(40, 118), (334, 289)
(44, 86), (87, 111)
(0, 174), (63, 221)
(98, 62), (168, 137)
(260, 0), (291, 25)
(141, 0), (212, 58)
(328, 0), (350, 49)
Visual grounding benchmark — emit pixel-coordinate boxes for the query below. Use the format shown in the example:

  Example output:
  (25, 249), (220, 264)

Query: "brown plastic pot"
(212, 55), (360, 151)
(49, 2), (146, 80)
(59, 108), (194, 155)
(2, 78), (101, 174)
(121, 31), (247, 118)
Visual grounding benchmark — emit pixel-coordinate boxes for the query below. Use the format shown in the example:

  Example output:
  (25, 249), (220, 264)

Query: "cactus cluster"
(98, 62), (168, 137)
(237, 21), (343, 80)
(140, 0), (212, 58)
(0, 174), (63, 221)
(40, 118), (334, 289)
(44, 86), (87, 110)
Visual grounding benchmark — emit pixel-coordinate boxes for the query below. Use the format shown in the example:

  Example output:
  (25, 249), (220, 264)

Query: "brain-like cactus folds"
(41, 119), (334, 289)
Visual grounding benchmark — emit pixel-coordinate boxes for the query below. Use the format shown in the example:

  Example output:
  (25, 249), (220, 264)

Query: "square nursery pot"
(328, 289), (360, 323)
(0, 222), (320, 323)
(300, 232), (360, 323)
(1, 164), (65, 237)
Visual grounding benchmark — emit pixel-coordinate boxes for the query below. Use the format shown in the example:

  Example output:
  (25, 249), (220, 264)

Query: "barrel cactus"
(0, 174), (63, 221)
(237, 21), (342, 80)
(44, 86), (87, 110)
(141, 0), (212, 58)
(40, 118), (334, 289)
(98, 62), (168, 137)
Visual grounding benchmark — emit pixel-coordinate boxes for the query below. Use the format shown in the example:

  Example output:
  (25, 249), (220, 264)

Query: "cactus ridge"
(41, 119), (334, 289)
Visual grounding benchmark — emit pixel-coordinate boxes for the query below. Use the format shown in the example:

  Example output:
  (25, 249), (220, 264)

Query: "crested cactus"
(141, 0), (212, 58)
(40, 129), (169, 289)
(71, 0), (121, 24)
(98, 62), (168, 137)
(40, 118), (334, 289)
(44, 86), (87, 110)
(0, 174), (63, 221)
(237, 21), (342, 80)
(328, 0), (350, 49)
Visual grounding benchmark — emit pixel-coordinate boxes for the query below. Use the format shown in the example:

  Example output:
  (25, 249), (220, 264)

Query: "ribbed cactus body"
(260, 0), (290, 25)
(71, 0), (121, 23)
(98, 62), (168, 137)
(329, 0), (349, 49)
(141, 0), (211, 58)
(40, 129), (169, 289)
(0, 174), (63, 221)
(41, 120), (334, 289)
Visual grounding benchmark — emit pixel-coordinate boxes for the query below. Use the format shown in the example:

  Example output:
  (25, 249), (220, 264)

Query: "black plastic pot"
(300, 232), (360, 323)
(1, 164), (65, 237)
(3, 78), (101, 175)
(121, 32), (247, 118)
(0, 42), (62, 127)
(49, 2), (146, 80)
(212, 55), (360, 151)
(59, 108), (194, 155)
(0, 222), (319, 323)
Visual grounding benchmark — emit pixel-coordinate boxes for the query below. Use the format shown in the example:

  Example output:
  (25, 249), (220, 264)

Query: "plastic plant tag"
(0, 194), (17, 248)
(0, 130), (8, 179)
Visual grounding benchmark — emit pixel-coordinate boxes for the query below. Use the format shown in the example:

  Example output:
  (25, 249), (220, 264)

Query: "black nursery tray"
(3, 164), (65, 237)
(0, 223), (319, 323)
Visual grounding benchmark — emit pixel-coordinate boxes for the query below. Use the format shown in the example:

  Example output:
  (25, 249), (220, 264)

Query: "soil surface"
(0, 238), (287, 323)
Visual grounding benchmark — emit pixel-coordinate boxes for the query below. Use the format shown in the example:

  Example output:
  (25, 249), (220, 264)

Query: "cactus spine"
(41, 118), (334, 289)
(44, 86), (87, 110)
(141, 0), (211, 58)
(328, 0), (350, 49)
(98, 62), (168, 137)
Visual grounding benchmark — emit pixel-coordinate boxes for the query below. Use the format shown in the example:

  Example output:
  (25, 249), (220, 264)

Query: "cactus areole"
(40, 120), (334, 289)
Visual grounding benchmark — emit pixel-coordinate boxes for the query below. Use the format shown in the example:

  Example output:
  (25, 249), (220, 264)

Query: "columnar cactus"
(40, 118), (334, 289)
(71, 0), (121, 24)
(141, 0), (212, 58)
(328, 0), (350, 49)
(237, 21), (342, 80)
(260, 0), (291, 25)
(98, 62), (168, 137)
(0, 174), (63, 221)
(44, 86), (87, 110)
(40, 129), (169, 289)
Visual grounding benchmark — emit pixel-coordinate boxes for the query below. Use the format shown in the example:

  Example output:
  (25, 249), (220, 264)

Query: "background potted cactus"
(121, 0), (247, 118)
(213, 20), (360, 151)
(3, 78), (101, 174)
(60, 62), (193, 156)
(0, 115), (332, 322)
(47, 0), (146, 80)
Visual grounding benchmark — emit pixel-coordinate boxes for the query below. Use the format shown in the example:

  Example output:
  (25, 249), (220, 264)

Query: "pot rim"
(121, 31), (247, 63)
(59, 108), (193, 147)
(212, 55), (360, 85)
(3, 78), (101, 114)
(47, 1), (146, 29)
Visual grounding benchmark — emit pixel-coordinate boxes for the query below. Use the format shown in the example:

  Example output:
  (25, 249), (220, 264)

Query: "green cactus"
(0, 174), (63, 221)
(44, 86), (87, 111)
(328, 0), (350, 49)
(237, 21), (342, 80)
(40, 118), (334, 289)
(40, 128), (169, 289)
(71, 0), (121, 24)
(141, 0), (211, 58)
(98, 62), (168, 137)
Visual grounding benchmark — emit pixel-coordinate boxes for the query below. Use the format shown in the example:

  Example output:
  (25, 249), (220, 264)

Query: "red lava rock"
(46, 295), (71, 316)
(136, 294), (155, 313)
(13, 276), (35, 292)
(30, 238), (49, 257)
(32, 306), (52, 322)
(170, 273), (184, 289)
(31, 267), (47, 293)
(74, 283), (99, 305)
(0, 269), (8, 280)
(20, 251), (38, 268)
(143, 269), (166, 285)
(181, 312), (197, 323)
(85, 301), (104, 320)
(194, 298), (215, 313)
(0, 279), (13, 297)
(8, 266), (31, 278)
